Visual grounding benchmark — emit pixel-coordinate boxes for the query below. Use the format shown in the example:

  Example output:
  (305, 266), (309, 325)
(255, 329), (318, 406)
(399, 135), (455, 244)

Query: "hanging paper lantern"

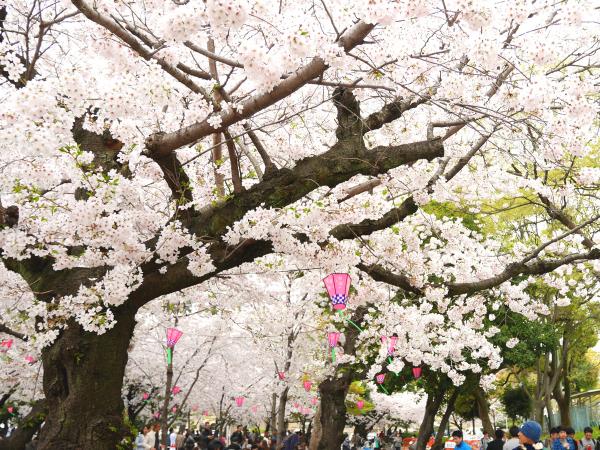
(327, 332), (341, 347)
(293, 402), (299, 409)
(376, 373), (386, 384)
(311, 397), (318, 406)
(166, 328), (183, 348)
(303, 380), (312, 392)
(24, 355), (36, 364)
(153, 412), (160, 419)
(172, 406), (177, 413)
(412, 367), (422, 379)
(356, 400), (364, 410)
(192, 405), (199, 412)
(142, 392), (150, 400)
(381, 335), (398, 355)
(323, 273), (351, 310)
(0, 339), (13, 350)
(7, 407), (13, 414)
(203, 410), (209, 416)
(235, 396), (245, 407)
(278, 371), (285, 380)
(172, 386), (181, 395)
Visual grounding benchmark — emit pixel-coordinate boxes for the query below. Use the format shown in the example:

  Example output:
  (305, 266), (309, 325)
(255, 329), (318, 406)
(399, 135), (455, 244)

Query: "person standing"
(488, 429), (505, 450)
(482, 432), (491, 450)
(514, 421), (542, 450)
(581, 427), (596, 450)
(135, 428), (146, 450)
(144, 425), (156, 450)
(452, 430), (472, 450)
(553, 427), (577, 450)
(503, 427), (520, 450)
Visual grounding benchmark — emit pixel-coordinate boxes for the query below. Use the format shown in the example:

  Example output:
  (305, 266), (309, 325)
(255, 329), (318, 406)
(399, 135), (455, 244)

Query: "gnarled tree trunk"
(415, 390), (445, 450)
(431, 389), (459, 450)
(36, 306), (138, 450)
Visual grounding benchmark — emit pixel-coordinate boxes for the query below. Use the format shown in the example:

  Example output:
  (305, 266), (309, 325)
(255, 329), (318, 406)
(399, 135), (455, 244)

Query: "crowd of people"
(131, 420), (600, 450)
(134, 423), (306, 450)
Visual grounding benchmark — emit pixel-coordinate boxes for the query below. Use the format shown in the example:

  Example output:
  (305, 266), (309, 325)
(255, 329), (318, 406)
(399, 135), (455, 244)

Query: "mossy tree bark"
(36, 306), (137, 450)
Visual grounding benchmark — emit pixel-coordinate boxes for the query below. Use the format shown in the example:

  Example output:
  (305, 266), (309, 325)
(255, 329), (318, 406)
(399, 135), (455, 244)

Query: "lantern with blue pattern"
(323, 273), (351, 310)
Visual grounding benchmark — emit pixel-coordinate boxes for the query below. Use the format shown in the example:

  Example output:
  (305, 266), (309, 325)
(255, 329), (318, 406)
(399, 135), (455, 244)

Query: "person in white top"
(503, 426), (521, 450)
(144, 426), (156, 450)
(169, 427), (177, 449)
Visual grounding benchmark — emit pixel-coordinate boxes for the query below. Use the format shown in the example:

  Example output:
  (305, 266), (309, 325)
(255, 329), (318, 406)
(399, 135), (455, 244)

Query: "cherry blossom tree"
(0, 0), (599, 448)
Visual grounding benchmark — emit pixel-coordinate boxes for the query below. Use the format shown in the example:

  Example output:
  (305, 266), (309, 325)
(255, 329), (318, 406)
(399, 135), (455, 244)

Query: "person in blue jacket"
(553, 427), (577, 450)
(515, 421), (543, 450)
(452, 430), (472, 450)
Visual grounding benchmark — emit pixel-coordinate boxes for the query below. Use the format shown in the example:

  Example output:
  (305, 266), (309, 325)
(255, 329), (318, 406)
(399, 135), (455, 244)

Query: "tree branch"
(146, 21), (375, 156)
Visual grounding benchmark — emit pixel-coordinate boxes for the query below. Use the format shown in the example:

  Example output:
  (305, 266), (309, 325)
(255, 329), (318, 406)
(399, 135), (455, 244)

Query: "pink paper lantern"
(303, 380), (312, 392)
(172, 406), (177, 413)
(153, 412), (160, 419)
(203, 410), (209, 416)
(142, 392), (150, 400)
(311, 397), (318, 406)
(375, 373), (386, 384)
(356, 400), (364, 410)
(172, 386), (181, 395)
(278, 371), (285, 380)
(1, 339), (13, 350)
(293, 402), (299, 409)
(323, 273), (351, 310)
(25, 355), (36, 364)
(381, 335), (398, 355)
(192, 405), (199, 412)
(327, 331), (341, 348)
(166, 328), (183, 348)
(235, 396), (245, 407)
(7, 407), (13, 413)
(412, 367), (422, 379)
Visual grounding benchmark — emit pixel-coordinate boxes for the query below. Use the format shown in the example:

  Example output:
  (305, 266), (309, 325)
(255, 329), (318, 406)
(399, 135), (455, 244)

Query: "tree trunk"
(276, 387), (289, 450)
(316, 374), (352, 450)
(431, 390), (459, 450)
(475, 387), (494, 435)
(308, 403), (322, 450)
(415, 390), (445, 450)
(36, 307), (137, 450)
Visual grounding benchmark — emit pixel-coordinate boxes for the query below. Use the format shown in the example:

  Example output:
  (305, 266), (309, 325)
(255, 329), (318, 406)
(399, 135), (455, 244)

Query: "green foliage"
(500, 386), (531, 420)
(570, 352), (600, 393)
(454, 391), (478, 421)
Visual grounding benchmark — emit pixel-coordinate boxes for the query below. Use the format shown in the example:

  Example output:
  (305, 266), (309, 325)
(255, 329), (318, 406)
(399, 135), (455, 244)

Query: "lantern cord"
(380, 386), (389, 394)
(167, 347), (172, 365)
(337, 310), (363, 333)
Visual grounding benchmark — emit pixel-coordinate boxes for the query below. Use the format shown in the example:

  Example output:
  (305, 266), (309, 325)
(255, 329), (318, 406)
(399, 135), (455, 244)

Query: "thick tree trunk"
(415, 390), (445, 450)
(36, 306), (138, 450)
(316, 374), (352, 450)
(308, 403), (322, 450)
(431, 390), (459, 450)
(475, 387), (494, 435)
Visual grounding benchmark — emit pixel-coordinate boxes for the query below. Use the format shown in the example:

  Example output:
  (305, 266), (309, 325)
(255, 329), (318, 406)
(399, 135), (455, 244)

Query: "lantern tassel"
(167, 347), (172, 365)
(388, 356), (393, 365)
(331, 348), (336, 362)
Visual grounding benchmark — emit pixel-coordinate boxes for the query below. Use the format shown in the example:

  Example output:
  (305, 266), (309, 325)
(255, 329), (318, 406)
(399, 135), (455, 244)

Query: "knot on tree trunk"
(333, 87), (363, 141)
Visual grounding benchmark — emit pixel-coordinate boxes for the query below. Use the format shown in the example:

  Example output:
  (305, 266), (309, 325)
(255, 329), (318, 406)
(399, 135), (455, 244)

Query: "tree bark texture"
(415, 391), (445, 450)
(36, 307), (137, 450)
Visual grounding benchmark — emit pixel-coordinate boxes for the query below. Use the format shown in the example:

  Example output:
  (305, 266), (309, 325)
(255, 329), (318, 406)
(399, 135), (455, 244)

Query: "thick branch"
(146, 21), (375, 156)
(362, 248), (600, 297)
(0, 323), (27, 341)
(539, 194), (596, 249)
(363, 94), (431, 133)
